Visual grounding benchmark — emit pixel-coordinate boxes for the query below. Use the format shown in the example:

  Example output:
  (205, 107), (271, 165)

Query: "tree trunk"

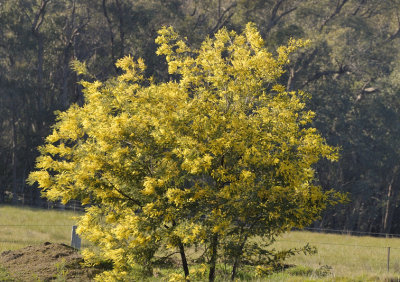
(208, 234), (219, 282)
(102, 0), (116, 66)
(31, 0), (50, 111)
(344, 201), (358, 231)
(11, 105), (18, 205)
(115, 0), (125, 58)
(382, 166), (398, 234)
(31, 32), (45, 111)
(37, 35), (44, 87)
(171, 220), (190, 278)
(0, 169), (4, 203)
(178, 239), (190, 278)
(62, 44), (72, 109)
(231, 236), (247, 281)
(286, 67), (295, 91)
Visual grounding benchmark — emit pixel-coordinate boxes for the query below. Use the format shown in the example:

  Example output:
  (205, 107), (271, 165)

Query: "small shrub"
(243, 241), (317, 277)
(255, 265), (275, 276)
(286, 265), (314, 276)
(55, 259), (68, 282)
(314, 265), (333, 277)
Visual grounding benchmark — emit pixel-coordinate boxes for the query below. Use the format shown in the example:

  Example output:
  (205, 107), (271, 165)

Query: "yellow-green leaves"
(29, 23), (341, 281)
(115, 55), (146, 82)
(70, 60), (89, 76)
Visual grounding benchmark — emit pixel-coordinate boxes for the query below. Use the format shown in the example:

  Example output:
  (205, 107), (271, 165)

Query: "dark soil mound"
(0, 242), (104, 281)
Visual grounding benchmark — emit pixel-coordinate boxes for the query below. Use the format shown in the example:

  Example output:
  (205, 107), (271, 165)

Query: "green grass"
(271, 231), (400, 280)
(151, 231), (400, 281)
(0, 265), (14, 281)
(0, 205), (82, 252)
(1, 205), (400, 280)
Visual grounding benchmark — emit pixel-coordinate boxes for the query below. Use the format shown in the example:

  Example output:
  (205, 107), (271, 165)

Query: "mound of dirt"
(0, 242), (104, 281)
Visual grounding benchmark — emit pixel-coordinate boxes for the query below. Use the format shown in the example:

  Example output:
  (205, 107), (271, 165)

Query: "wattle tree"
(29, 23), (342, 281)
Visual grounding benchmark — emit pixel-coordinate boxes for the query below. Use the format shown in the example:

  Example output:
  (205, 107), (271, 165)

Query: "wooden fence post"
(387, 247), (391, 272)
(71, 225), (81, 250)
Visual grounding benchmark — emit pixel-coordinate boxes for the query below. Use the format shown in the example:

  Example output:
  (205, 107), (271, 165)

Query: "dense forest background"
(1, 0), (400, 234)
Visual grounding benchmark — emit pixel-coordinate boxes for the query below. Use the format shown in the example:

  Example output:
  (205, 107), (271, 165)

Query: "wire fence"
(302, 226), (400, 238)
(1, 225), (400, 275)
(0, 224), (85, 251)
(274, 229), (400, 275)
(278, 239), (400, 270)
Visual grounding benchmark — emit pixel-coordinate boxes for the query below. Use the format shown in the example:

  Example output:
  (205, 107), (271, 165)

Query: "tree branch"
(286, 47), (319, 90)
(266, 0), (297, 33)
(209, 1), (237, 35)
(320, 0), (349, 31)
(114, 187), (143, 207)
(389, 11), (400, 41)
(102, 0), (116, 63)
(352, 0), (366, 16)
(302, 65), (349, 87)
(115, 0), (125, 58)
(31, 0), (51, 35)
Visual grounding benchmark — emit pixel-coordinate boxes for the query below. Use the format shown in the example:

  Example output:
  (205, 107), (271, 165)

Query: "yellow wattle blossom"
(28, 23), (343, 281)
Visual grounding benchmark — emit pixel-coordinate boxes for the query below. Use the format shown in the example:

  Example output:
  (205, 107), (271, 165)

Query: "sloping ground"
(0, 242), (104, 281)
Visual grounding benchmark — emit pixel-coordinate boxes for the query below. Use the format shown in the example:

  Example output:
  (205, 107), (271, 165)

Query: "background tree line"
(1, 0), (400, 234)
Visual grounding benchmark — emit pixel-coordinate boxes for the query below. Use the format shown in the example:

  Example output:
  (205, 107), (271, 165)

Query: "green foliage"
(55, 259), (69, 282)
(29, 23), (341, 281)
(246, 242), (317, 272)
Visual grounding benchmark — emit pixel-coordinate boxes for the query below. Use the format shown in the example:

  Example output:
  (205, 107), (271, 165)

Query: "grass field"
(0, 205), (81, 252)
(1, 205), (400, 281)
(271, 231), (400, 280)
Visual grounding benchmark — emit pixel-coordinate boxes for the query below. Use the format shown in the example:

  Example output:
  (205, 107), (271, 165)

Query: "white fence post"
(71, 225), (81, 250)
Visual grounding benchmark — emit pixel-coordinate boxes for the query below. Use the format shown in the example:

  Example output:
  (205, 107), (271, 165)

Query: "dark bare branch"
(389, 11), (400, 41)
(190, 5), (197, 16)
(209, 1), (237, 35)
(102, 0), (116, 63)
(302, 65), (349, 87)
(115, 0), (125, 58)
(286, 47), (319, 90)
(31, 0), (51, 34)
(266, 0), (298, 33)
(320, 0), (350, 31)
(352, 0), (366, 16)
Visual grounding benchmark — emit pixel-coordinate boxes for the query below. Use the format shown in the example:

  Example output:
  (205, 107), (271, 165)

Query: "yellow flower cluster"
(28, 23), (341, 281)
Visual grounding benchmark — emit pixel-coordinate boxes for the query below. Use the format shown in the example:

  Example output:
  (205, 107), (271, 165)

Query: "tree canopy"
(28, 23), (341, 281)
